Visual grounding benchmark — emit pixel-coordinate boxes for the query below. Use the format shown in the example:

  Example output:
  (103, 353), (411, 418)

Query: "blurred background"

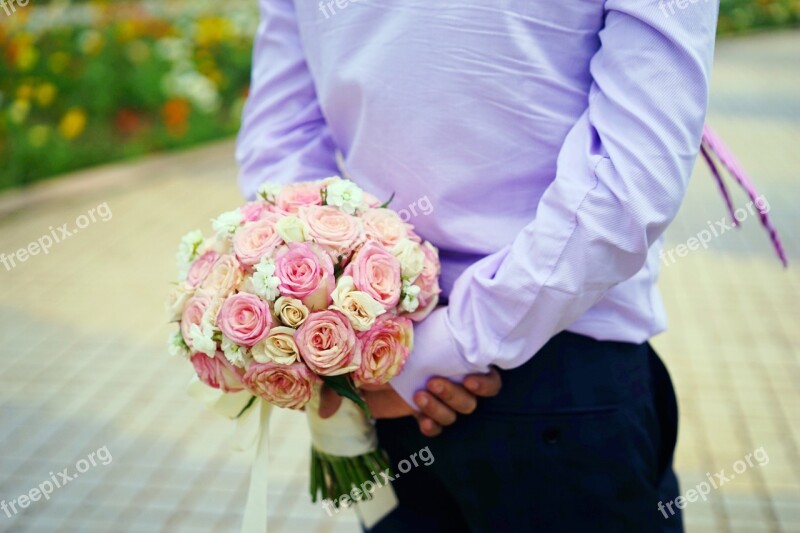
(0, 1), (798, 532)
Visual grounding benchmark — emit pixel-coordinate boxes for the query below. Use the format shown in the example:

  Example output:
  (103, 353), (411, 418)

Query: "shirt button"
(543, 426), (560, 444)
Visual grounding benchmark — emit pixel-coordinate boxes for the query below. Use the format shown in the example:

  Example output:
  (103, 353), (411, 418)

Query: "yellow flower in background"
(35, 83), (57, 107)
(9, 100), (31, 124)
(195, 17), (233, 47)
(16, 45), (39, 71)
(59, 108), (87, 140)
(28, 125), (51, 148)
(48, 51), (70, 73)
(126, 40), (150, 64)
(79, 30), (105, 56)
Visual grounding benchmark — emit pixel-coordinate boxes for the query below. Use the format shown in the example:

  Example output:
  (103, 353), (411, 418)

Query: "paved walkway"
(1, 31), (798, 533)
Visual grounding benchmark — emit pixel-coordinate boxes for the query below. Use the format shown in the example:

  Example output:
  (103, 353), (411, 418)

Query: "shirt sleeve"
(236, 0), (339, 199)
(391, 0), (719, 407)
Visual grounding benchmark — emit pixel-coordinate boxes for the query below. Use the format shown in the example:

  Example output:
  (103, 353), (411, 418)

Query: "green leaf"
(379, 192), (396, 209)
(321, 375), (371, 418)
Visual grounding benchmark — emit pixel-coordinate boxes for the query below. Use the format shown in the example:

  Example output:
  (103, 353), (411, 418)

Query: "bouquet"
(166, 176), (441, 511)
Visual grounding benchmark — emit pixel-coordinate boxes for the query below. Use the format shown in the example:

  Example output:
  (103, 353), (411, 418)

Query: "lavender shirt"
(236, 0), (718, 406)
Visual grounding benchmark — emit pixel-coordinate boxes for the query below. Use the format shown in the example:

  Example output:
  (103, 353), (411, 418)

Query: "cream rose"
(275, 215), (309, 243)
(200, 254), (245, 297)
(166, 283), (194, 322)
(330, 276), (386, 331)
(251, 326), (300, 365)
(274, 296), (310, 328)
(391, 238), (425, 282)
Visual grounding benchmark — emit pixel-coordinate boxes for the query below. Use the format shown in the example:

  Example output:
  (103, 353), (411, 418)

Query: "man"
(237, 0), (718, 530)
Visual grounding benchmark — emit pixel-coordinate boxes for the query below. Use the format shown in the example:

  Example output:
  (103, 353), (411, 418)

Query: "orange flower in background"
(59, 108), (88, 140)
(162, 98), (190, 137)
(114, 108), (145, 136)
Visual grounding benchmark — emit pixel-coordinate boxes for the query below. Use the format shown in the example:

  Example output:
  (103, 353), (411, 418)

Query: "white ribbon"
(187, 377), (397, 531)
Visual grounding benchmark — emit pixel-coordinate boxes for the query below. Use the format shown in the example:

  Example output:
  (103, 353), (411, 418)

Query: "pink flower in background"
(276, 182), (323, 213)
(201, 254), (244, 297)
(180, 292), (212, 343)
(244, 361), (317, 409)
(218, 292), (272, 347)
(234, 216), (283, 266)
(362, 208), (410, 249)
(274, 242), (334, 310)
(347, 241), (402, 309)
(295, 310), (360, 376)
(191, 351), (246, 392)
(299, 205), (363, 260)
(355, 314), (412, 385)
(186, 251), (220, 287)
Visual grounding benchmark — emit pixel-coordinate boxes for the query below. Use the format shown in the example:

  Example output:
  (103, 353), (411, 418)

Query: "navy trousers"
(366, 331), (683, 533)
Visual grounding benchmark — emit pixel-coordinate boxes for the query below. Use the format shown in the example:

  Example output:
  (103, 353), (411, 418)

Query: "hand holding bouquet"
(167, 176), (441, 509)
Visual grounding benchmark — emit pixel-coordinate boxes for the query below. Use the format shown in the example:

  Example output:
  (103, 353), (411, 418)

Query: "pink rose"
(362, 208), (412, 248)
(295, 310), (360, 376)
(406, 242), (442, 321)
(180, 292), (212, 344)
(244, 362), (317, 409)
(346, 241), (402, 309)
(191, 351), (246, 392)
(186, 251), (220, 287)
(299, 205), (363, 260)
(201, 254), (245, 297)
(274, 243), (334, 310)
(240, 201), (270, 222)
(233, 215), (283, 266)
(277, 182), (323, 213)
(218, 292), (272, 347)
(354, 314), (412, 385)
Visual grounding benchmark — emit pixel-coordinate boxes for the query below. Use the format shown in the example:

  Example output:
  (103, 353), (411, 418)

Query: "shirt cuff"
(390, 305), (486, 410)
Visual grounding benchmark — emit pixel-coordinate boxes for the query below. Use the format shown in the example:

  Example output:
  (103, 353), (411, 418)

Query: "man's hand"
(318, 369), (502, 437)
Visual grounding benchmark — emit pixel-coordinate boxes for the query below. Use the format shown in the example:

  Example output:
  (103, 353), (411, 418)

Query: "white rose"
(325, 179), (364, 215)
(392, 239), (425, 283)
(275, 215), (309, 243)
(251, 326), (299, 365)
(274, 297), (310, 328)
(166, 283), (194, 321)
(330, 275), (386, 331)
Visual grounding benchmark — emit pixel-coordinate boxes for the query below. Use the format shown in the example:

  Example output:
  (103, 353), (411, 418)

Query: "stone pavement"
(1, 30), (798, 533)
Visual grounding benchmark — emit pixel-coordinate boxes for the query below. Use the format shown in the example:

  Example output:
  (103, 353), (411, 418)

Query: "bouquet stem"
(310, 447), (392, 505)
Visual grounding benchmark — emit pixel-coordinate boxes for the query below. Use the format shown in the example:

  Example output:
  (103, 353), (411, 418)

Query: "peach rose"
(217, 292), (272, 347)
(295, 310), (360, 376)
(180, 292), (212, 345)
(276, 182), (323, 213)
(274, 243), (335, 311)
(240, 201), (272, 222)
(405, 241), (442, 321)
(233, 215), (283, 266)
(346, 241), (402, 309)
(244, 362), (317, 409)
(186, 251), (220, 287)
(299, 205), (363, 260)
(191, 351), (246, 392)
(200, 254), (245, 297)
(354, 314), (413, 385)
(362, 208), (411, 248)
